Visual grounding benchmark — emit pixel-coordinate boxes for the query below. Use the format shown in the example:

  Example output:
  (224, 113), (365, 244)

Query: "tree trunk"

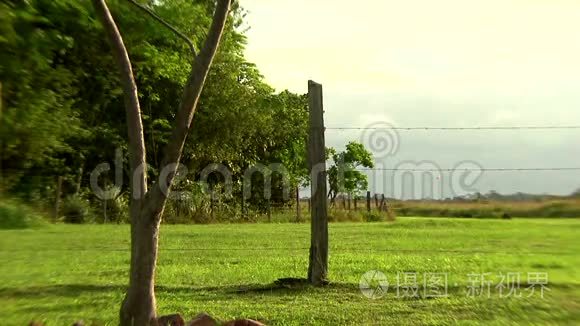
(120, 215), (161, 325)
(92, 0), (231, 324)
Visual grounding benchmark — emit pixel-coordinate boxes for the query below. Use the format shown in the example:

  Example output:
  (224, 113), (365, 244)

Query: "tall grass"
(392, 199), (580, 218)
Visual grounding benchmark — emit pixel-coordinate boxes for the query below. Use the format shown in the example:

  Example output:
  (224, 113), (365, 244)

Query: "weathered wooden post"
(241, 190), (245, 218)
(76, 166), (83, 194)
(54, 176), (63, 219)
(0, 81), (3, 192)
(374, 194), (379, 211)
(295, 186), (301, 223)
(381, 194), (386, 212)
(366, 191), (371, 212)
(354, 196), (358, 210)
(103, 178), (108, 223)
(210, 185), (215, 221)
(307, 80), (329, 286)
(267, 199), (271, 223)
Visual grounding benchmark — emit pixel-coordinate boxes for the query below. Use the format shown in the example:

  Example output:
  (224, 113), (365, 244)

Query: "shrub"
(0, 199), (47, 229)
(104, 195), (129, 223)
(62, 195), (93, 224)
(363, 212), (384, 222)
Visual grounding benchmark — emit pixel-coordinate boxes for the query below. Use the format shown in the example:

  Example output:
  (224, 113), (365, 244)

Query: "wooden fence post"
(103, 178), (108, 223)
(374, 194), (379, 211)
(76, 166), (83, 194)
(380, 194), (386, 212)
(295, 186), (301, 223)
(347, 194), (351, 210)
(210, 185), (215, 221)
(307, 80), (328, 286)
(241, 182), (247, 219)
(0, 81), (3, 192)
(366, 191), (371, 212)
(54, 176), (63, 219)
(354, 196), (358, 210)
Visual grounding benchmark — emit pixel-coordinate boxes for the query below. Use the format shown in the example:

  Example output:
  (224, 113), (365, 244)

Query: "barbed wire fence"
(3, 82), (580, 257)
(320, 122), (580, 214)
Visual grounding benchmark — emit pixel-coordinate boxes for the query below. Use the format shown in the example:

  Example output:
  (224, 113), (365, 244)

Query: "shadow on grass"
(0, 279), (340, 300)
(1, 280), (577, 301)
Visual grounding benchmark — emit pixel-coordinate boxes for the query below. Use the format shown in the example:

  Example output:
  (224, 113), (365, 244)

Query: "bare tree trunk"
(91, 0), (231, 324)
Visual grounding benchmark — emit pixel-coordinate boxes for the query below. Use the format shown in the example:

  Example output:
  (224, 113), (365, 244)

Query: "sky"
(241, 0), (580, 198)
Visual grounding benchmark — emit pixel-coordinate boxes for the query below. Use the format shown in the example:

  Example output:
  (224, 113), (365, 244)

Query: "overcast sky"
(242, 0), (580, 198)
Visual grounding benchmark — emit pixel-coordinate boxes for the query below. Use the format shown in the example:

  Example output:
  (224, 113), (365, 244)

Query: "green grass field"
(1, 218), (579, 325)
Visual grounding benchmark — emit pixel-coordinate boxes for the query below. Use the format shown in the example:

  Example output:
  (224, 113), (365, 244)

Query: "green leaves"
(328, 142), (375, 198)
(1, 0), (310, 211)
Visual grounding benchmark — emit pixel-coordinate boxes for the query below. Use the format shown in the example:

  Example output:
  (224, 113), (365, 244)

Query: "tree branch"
(91, 0), (147, 203)
(125, 0), (197, 57)
(142, 0), (232, 219)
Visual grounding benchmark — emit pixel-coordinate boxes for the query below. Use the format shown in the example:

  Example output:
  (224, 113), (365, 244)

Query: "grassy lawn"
(1, 218), (579, 325)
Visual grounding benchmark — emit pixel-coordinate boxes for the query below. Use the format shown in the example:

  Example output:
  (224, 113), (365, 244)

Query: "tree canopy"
(327, 142), (375, 201)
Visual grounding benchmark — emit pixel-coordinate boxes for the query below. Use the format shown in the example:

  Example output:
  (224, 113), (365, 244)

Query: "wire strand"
(357, 168), (580, 172)
(326, 126), (580, 131)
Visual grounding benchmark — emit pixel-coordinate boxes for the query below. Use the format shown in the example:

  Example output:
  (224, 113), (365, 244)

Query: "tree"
(91, 0), (232, 324)
(0, 0), (83, 194)
(327, 142), (374, 203)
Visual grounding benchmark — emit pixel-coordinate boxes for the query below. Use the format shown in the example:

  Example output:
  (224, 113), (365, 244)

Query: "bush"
(363, 212), (384, 222)
(0, 199), (47, 229)
(62, 195), (93, 224)
(103, 195), (129, 223)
